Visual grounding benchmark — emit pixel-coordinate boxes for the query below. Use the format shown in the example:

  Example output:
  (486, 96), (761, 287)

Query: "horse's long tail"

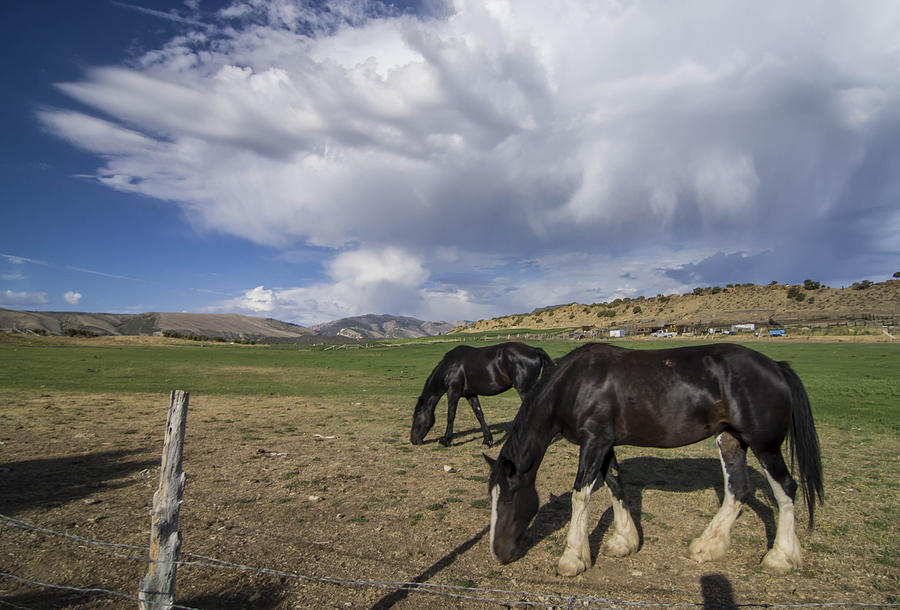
(780, 361), (824, 528)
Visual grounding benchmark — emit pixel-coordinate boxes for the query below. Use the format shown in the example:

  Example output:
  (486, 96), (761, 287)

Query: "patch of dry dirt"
(1, 391), (897, 608)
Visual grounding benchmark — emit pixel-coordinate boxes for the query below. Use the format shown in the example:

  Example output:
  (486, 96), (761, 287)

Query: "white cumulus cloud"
(36, 0), (900, 321)
(64, 291), (83, 305)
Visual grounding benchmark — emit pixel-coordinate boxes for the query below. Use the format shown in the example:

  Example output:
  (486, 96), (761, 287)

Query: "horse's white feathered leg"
(690, 434), (745, 562)
(760, 469), (803, 573)
(558, 482), (594, 576)
(602, 484), (639, 557)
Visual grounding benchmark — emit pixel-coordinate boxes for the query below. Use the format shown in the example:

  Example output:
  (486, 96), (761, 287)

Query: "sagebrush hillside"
(459, 279), (900, 333)
(311, 314), (462, 339)
(0, 310), (316, 342)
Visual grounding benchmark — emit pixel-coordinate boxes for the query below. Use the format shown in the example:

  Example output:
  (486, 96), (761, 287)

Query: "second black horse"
(410, 342), (553, 447)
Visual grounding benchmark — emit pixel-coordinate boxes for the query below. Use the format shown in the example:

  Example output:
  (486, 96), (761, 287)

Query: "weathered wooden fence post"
(139, 390), (189, 610)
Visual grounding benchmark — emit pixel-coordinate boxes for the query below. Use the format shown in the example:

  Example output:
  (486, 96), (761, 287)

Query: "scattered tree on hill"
(787, 286), (806, 302)
(803, 279), (822, 290)
(852, 280), (874, 290)
(893, 271), (900, 278)
(64, 328), (97, 338)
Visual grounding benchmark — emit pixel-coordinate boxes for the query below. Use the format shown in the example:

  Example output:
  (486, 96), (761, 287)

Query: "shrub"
(64, 328), (97, 338)
(693, 287), (705, 295)
(852, 280), (874, 290)
(787, 286), (806, 301)
(803, 279), (822, 290)
(633, 306), (642, 314)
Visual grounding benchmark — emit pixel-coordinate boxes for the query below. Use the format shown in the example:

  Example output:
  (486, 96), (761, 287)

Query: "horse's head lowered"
(409, 396), (436, 445)
(484, 453), (539, 563)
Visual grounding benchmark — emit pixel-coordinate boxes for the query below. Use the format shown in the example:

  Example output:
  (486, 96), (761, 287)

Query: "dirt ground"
(1, 390), (897, 608)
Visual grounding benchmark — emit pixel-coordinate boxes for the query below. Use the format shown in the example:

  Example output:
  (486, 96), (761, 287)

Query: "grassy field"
(1, 334), (897, 432)
(1, 334), (898, 607)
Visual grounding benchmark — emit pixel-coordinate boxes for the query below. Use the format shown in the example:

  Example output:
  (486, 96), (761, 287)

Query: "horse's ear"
(500, 456), (518, 478)
(482, 453), (496, 467)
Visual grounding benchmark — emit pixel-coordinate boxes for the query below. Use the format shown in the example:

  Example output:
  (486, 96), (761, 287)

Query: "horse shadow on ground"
(416, 420), (516, 447)
(178, 584), (288, 610)
(518, 456), (777, 564)
(0, 448), (158, 515)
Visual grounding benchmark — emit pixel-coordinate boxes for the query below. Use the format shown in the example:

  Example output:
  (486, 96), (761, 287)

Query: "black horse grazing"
(485, 342), (823, 575)
(410, 342), (554, 447)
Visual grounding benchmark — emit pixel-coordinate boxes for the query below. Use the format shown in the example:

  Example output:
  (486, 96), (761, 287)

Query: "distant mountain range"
(0, 309), (465, 342)
(311, 314), (463, 339)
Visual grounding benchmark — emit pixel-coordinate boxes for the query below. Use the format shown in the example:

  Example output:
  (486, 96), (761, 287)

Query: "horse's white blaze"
(761, 469), (802, 572)
(489, 484), (500, 562)
(689, 442), (743, 562)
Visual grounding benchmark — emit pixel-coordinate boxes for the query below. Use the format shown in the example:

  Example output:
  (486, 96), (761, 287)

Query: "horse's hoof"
(557, 551), (588, 577)
(438, 437), (451, 447)
(602, 530), (639, 557)
(482, 438), (494, 448)
(688, 536), (729, 563)
(761, 546), (801, 574)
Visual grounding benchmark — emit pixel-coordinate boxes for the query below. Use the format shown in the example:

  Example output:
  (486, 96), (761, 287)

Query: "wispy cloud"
(111, 1), (210, 28)
(64, 265), (146, 282)
(0, 290), (49, 307)
(1, 253), (49, 267)
(2, 253), (147, 283)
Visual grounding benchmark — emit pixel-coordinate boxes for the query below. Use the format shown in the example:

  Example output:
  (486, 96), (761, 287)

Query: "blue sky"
(2, 1), (898, 326)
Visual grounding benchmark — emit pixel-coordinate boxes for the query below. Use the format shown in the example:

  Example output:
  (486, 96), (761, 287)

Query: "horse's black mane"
(492, 345), (599, 483)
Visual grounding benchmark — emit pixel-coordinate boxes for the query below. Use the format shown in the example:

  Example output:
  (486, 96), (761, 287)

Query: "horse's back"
(546, 343), (791, 448)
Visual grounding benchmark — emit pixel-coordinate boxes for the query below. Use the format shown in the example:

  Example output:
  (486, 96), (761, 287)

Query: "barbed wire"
(0, 571), (203, 610)
(2, 513), (897, 609)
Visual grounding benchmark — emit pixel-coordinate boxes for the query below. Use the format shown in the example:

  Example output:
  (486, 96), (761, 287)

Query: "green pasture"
(0, 335), (897, 433)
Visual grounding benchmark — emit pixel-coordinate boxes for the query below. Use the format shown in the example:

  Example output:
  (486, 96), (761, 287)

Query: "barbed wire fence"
(2, 513), (898, 610)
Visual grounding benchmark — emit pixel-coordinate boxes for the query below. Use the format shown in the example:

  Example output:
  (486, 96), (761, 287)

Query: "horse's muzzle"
(491, 536), (520, 564)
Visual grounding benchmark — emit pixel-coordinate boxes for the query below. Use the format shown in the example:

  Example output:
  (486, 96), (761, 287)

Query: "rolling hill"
(0, 310), (318, 342)
(458, 279), (900, 334)
(311, 314), (463, 339)
(0, 310), (464, 342)
(2, 279), (897, 341)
